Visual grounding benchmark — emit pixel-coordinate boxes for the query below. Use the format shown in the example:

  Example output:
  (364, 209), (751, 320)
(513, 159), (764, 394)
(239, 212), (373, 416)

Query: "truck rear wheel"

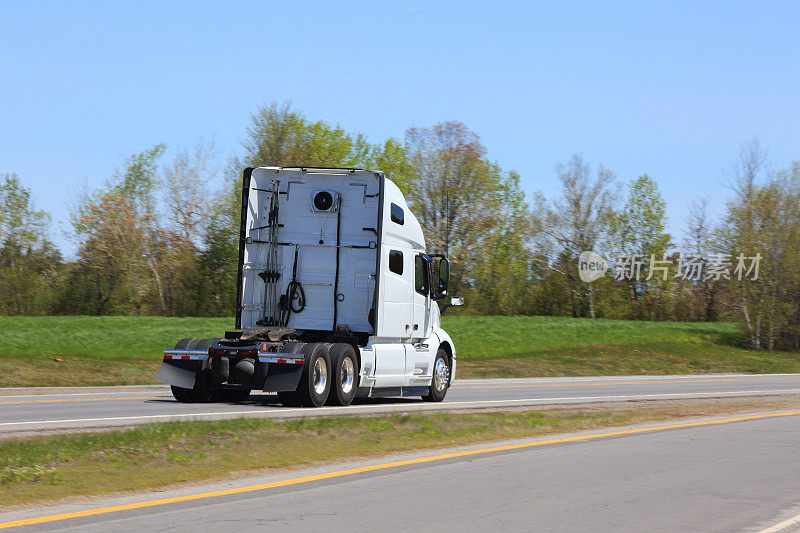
(170, 338), (199, 403)
(187, 339), (217, 402)
(326, 343), (357, 406)
(171, 385), (194, 403)
(422, 349), (451, 402)
(296, 343), (331, 407)
(220, 388), (251, 403)
(167, 338), (216, 404)
(277, 391), (300, 407)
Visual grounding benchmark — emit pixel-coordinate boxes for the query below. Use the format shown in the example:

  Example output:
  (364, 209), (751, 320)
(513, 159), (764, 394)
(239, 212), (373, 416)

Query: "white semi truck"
(158, 167), (457, 407)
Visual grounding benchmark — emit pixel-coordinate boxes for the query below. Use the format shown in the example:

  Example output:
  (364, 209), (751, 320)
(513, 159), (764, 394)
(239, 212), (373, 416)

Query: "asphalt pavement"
(2, 373), (800, 435)
(2, 409), (799, 531)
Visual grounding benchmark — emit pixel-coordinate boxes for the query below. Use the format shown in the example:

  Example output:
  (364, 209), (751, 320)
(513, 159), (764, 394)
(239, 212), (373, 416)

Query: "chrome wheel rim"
(340, 357), (355, 394)
(433, 357), (449, 392)
(313, 357), (328, 395)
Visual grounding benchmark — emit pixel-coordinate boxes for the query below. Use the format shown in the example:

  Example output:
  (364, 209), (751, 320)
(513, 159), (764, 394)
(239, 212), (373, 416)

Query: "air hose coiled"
(277, 245), (305, 326)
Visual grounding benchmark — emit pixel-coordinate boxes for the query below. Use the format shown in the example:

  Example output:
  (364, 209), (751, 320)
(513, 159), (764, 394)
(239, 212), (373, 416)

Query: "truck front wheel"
(422, 349), (451, 402)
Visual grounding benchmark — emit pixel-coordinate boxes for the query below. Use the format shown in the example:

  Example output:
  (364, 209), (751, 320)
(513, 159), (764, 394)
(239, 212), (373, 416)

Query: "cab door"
(406, 254), (436, 385)
(411, 254), (432, 340)
(379, 247), (414, 338)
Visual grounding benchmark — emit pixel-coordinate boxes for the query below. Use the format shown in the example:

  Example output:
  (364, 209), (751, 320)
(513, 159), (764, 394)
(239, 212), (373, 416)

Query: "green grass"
(0, 316), (232, 361)
(445, 316), (800, 377)
(0, 316), (231, 387)
(1, 398), (791, 506)
(0, 315), (799, 386)
(443, 316), (744, 358)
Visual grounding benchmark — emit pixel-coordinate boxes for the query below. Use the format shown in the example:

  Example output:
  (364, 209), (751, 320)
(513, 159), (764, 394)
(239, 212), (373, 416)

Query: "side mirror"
(433, 257), (449, 300)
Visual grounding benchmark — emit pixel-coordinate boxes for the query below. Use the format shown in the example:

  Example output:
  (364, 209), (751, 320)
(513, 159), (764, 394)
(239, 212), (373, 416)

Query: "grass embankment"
(2, 397), (797, 507)
(1, 315), (799, 387)
(447, 316), (800, 377)
(0, 316), (230, 387)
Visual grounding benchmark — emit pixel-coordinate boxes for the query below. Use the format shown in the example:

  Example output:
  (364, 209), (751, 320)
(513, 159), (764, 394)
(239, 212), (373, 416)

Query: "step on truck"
(158, 167), (458, 407)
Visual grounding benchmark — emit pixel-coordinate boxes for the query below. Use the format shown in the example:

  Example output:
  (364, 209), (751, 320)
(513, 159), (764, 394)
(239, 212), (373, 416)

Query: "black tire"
(191, 339), (217, 359)
(422, 349), (451, 402)
(171, 385), (194, 403)
(277, 391), (300, 407)
(296, 343), (331, 407)
(187, 339), (216, 403)
(220, 388), (251, 403)
(326, 343), (358, 406)
(175, 338), (195, 349)
(170, 338), (198, 402)
(275, 342), (305, 407)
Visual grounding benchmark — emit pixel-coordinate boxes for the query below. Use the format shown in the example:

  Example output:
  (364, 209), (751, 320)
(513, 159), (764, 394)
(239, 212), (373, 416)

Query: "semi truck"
(157, 166), (458, 407)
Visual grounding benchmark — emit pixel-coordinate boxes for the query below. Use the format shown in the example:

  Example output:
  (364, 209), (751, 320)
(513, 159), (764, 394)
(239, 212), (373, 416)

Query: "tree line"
(2, 102), (798, 351)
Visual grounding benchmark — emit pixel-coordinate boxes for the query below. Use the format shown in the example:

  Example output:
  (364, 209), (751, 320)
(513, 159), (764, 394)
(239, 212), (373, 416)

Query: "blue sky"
(2, 1), (799, 257)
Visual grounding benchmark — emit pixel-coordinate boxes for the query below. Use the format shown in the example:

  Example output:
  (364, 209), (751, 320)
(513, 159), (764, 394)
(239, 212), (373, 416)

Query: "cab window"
(390, 203), (404, 225)
(389, 250), (403, 275)
(414, 255), (429, 295)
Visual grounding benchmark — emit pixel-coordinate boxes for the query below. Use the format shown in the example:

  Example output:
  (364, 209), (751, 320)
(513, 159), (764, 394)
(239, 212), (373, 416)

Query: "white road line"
(6, 374), (800, 400)
(4, 374), (800, 399)
(759, 510), (800, 533)
(3, 388), (800, 430)
(454, 373), (800, 384)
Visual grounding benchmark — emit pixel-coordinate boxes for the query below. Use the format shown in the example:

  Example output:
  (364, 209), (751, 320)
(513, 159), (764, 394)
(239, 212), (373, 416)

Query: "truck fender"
(431, 327), (456, 386)
(157, 361), (197, 389)
(262, 365), (304, 393)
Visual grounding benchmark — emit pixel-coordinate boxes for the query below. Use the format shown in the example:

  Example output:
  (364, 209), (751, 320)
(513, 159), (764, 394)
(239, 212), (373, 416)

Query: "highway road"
(2, 373), (800, 435)
(2, 409), (800, 531)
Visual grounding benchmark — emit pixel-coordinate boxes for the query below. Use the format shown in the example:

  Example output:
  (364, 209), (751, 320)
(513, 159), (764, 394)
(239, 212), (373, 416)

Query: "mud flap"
(262, 364), (303, 392)
(157, 362), (197, 389)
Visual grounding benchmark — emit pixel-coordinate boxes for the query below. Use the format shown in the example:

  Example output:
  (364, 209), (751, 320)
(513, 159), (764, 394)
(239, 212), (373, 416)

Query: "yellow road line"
(452, 377), (800, 390)
(2, 410), (798, 529)
(0, 396), (162, 406)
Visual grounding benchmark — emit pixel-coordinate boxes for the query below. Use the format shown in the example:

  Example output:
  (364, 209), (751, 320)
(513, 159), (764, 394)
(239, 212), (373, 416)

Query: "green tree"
(404, 120), (512, 304)
(66, 146), (166, 314)
(158, 141), (219, 316)
(536, 154), (618, 319)
(0, 173), (61, 315)
(467, 171), (534, 314)
(717, 145), (800, 350)
(245, 101), (370, 168)
(609, 174), (671, 318)
(365, 138), (413, 193)
(0, 173), (50, 249)
(196, 167), (242, 316)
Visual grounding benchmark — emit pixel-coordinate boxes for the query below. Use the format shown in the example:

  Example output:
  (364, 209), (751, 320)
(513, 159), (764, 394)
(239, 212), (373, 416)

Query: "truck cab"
(158, 167), (456, 407)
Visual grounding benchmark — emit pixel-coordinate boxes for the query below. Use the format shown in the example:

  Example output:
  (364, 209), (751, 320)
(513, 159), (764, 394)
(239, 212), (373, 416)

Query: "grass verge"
(2, 396), (799, 508)
(1, 315), (800, 386)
